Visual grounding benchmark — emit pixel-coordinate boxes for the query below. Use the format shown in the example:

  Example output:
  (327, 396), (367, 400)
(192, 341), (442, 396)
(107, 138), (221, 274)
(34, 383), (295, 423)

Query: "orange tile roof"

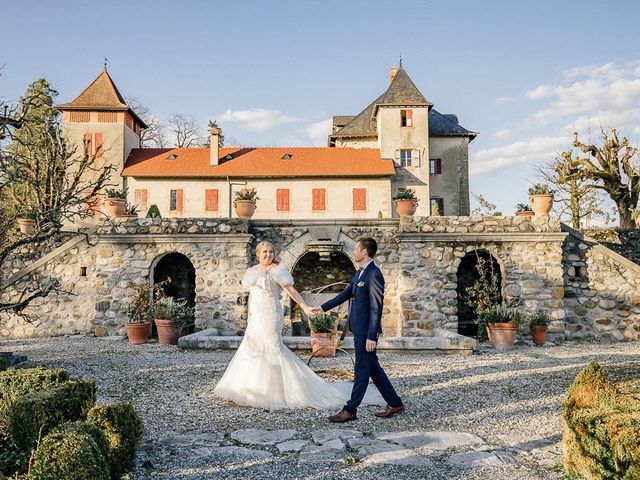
(122, 147), (395, 178)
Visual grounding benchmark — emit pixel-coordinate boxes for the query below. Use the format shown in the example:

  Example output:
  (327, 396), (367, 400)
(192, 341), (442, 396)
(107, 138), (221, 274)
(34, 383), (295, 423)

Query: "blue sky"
(3, 0), (640, 216)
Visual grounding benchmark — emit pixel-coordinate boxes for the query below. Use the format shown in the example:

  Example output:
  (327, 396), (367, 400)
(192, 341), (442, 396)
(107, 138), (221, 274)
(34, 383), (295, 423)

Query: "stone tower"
(57, 66), (146, 190)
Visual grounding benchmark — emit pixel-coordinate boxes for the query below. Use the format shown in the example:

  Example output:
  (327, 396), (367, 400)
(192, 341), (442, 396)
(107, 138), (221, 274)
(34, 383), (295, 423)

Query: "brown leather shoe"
(328, 409), (357, 423)
(374, 405), (405, 418)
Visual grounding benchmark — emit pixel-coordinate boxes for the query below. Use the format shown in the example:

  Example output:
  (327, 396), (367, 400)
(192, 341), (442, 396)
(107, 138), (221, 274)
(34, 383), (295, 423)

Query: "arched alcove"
(151, 252), (196, 335)
(456, 250), (503, 337)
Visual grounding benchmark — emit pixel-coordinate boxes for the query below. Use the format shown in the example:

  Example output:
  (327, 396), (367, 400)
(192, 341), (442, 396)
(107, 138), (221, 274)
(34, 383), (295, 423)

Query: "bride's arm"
(282, 285), (314, 316)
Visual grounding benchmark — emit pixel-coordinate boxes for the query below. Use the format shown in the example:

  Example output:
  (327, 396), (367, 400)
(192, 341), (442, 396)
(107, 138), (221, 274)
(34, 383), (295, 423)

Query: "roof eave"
(56, 104), (149, 129)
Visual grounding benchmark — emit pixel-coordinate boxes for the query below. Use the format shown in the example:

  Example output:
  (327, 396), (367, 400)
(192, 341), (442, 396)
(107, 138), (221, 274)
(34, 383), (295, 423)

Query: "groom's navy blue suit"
(321, 262), (403, 414)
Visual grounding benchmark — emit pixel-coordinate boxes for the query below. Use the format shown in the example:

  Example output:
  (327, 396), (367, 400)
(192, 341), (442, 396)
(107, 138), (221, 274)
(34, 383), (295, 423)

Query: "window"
(276, 189), (290, 212)
(312, 188), (326, 211)
(70, 111), (90, 122)
(400, 149), (412, 167)
(353, 188), (366, 211)
(430, 197), (444, 216)
(205, 189), (219, 212)
(170, 189), (183, 212)
(430, 158), (442, 175)
(83, 132), (104, 158)
(401, 109), (413, 127)
(134, 189), (148, 211)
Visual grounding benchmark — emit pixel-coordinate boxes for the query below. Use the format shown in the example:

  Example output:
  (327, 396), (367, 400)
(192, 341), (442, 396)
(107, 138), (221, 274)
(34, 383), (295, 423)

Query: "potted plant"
(122, 281), (157, 344)
(122, 204), (139, 218)
(528, 183), (554, 216)
(475, 305), (527, 352)
(392, 188), (419, 216)
(146, 204), (161, 218)
(515, 202), (534, 217)
(308, 313), (338, 357)
(233, 188), (259, 218)
(529, 311), (551, 345)
(16, 211), (37, 235)
(104, 187), (128, 218)
(151, 297), (194, 345)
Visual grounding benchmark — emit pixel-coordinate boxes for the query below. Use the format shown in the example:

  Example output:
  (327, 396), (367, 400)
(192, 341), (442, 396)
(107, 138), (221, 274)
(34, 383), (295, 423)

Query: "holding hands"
(302, 305), (323, 317)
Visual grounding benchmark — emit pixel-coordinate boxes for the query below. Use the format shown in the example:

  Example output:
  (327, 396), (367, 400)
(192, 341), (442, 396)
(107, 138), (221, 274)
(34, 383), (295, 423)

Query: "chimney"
(389, 67), (398, 84)
(209, 128), (219, 166)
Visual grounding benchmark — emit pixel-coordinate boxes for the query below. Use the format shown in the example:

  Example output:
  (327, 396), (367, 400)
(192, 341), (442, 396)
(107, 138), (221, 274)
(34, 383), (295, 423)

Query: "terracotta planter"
(528, 194), (553, 216)
(155, 318), (182, 345)
(489, 322), (517, 352)
(394, 199), (418, 216)
(310, 331), (336, 357)
(516, 210), (535, 217)
(486, 324), (493, 344)
(234, 200), (257, 219)
(125, 322), (151, 344)
(531, 325), (548, 345)
(104, 198), (127, 217)
(17, 218), (36, 235)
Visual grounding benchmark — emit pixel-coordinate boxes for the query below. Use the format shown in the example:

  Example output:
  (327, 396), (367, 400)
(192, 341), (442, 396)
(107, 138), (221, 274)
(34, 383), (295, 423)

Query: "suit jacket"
(321, 263), (384, 341)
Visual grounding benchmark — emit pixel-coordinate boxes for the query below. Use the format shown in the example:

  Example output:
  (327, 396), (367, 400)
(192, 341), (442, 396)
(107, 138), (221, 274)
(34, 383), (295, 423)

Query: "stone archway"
(151, 252), (196, 335)
(456, 250), (503, 337)
(289, 250), (355, 336)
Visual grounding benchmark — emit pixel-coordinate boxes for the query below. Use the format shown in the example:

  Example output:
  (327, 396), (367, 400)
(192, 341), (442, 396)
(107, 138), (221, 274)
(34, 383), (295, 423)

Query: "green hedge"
(0, 367), (70, 413)
(0, 356), (7, 372)
(4, 379), (96, 453)
(27, 421), (110, 480)
(563, 361), (640, 479)
(87, 403), (144, 480)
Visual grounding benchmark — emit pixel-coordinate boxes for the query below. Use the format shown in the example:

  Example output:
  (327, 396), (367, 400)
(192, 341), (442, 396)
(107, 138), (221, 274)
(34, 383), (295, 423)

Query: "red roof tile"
(122, 147), (394, 178)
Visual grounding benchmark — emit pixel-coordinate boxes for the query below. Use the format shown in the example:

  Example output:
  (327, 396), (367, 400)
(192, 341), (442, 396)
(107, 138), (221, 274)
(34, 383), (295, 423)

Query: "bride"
(213, 240), (382, 410)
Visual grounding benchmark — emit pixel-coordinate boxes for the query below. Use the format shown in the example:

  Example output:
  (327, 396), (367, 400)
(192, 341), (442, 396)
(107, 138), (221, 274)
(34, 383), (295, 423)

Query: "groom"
(314, 237), (404, 422)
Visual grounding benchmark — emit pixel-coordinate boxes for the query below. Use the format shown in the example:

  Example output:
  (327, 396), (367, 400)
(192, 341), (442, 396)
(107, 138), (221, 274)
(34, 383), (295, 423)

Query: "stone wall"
(2, 216), (639, 343)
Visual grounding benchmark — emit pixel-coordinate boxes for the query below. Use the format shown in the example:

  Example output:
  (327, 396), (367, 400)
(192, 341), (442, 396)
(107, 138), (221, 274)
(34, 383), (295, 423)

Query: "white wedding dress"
(213, 264), (384, 410)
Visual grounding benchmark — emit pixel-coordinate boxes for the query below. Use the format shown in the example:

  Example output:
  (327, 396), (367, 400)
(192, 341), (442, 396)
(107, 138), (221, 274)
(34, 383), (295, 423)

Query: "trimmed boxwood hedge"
(0, 367), (69, 413)
(4, 379), (96, 453)
(27, 421), (110, 480)
(563, 361), (640, 479)
(87, 403), (144, 479)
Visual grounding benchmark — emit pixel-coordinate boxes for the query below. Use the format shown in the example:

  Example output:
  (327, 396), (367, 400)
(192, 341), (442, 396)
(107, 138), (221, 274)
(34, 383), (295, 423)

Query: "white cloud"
(471, 135), (567, 176)
(304, 118), (332, 146)
(495, 96), (515, 104)
(492, 128), (513, 140)
(218, 108), (297, 133)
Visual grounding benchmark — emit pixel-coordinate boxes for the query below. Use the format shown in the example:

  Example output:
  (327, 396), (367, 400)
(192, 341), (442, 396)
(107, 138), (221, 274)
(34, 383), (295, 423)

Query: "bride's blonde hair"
(255, 240), (276, 259)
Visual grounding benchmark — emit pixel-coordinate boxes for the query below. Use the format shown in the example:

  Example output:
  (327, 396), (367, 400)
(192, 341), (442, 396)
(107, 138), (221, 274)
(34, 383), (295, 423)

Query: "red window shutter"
(176, 189), (184, 212)
(438, 198), (444, 215)
(84, 133), (92, 156)
(134, 189), (148, 209)
(353, 188), (366, 211)
(277, 189), (290, 212)
(437, 158), (442, 174)
(406, 109), (413, 127)
(312, 188), (326, 211)
(205, 189), (219, 212)
(94, 133), (103, 159)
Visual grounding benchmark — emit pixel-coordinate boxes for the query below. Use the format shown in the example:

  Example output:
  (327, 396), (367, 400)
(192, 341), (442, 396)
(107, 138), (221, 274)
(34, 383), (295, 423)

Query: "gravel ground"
(3, 336), (639, 480)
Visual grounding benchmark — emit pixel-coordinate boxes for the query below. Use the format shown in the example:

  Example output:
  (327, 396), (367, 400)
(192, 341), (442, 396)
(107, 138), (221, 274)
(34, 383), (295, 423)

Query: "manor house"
(57, 63), (476, 219)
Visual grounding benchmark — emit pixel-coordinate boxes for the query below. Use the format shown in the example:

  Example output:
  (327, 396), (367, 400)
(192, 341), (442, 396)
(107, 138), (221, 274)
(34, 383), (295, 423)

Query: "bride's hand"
(302, 305), (316, 318)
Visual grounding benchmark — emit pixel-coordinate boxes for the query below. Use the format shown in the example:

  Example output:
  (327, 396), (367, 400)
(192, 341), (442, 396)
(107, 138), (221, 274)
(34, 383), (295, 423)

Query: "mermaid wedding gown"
(213, 264), (384, 410)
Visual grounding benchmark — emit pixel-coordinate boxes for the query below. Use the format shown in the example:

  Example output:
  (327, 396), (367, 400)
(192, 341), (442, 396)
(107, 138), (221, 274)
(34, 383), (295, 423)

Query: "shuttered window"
(353, 188), (366, 211)
(430, 158), (442, 175)
(400, 150), (412, 167)
(401, 109), (413, 127)
(84, 133), (92, 157)
(312, 188), (326, 211)
(205, 189), (219, 212)
(430, 197), (444, 216)
(94, 133), (103, 159)
(276, 189), (290, 212)
(134, 189), (148, 211)
(170, 189), (183, 212)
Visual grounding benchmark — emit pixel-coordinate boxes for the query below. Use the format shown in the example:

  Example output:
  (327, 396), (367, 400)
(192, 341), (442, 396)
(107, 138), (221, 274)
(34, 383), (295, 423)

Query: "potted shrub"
(528, 183), (554, 216)
(146, 204), (161, 218)
(308, 313), (338, 357)
(392, 188), (419, 216)
(515, 202), (534, 217)
(151, 297), (194, 345)
(475, 305), (526, 352)
(122, 281), (156, 344)
(233, 188), (259, 219)
(104, 187), (128, 218)
(122, 204), (139, 219)
(529, 311), (551, 345)
(16, 211), (37, 235)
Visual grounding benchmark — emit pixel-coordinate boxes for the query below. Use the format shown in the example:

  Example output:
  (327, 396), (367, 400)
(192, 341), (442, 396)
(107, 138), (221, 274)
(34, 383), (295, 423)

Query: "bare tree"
(565, 129), (639, 229)
(536, 152), (607, 229)
(471, 193), (503, 216)
(168, 113), (202, 148)
(125, 96), (166, 148)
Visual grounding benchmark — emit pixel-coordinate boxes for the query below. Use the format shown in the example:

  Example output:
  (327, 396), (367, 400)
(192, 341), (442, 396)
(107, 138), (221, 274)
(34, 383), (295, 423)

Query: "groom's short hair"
(357, 237), (377, 258)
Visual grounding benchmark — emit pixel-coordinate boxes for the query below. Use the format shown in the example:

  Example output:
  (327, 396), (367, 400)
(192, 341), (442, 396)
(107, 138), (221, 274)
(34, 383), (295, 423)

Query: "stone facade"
(2, 216), (638, 343)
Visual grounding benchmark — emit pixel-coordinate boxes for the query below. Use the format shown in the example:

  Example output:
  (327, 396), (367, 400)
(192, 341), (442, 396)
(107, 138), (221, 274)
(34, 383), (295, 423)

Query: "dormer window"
(401, 109), (413, 127)
(225, 154), (233, 160)
(281, 153), (292, 160)
(167, 153), (178, 160)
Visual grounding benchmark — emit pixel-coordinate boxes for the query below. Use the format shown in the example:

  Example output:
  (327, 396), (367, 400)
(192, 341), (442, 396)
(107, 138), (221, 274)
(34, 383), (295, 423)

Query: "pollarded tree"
(566, 129), (639, 229)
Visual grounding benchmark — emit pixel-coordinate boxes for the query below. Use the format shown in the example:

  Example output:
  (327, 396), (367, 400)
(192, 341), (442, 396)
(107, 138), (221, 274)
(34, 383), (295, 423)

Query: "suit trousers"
(344, 335), (403, 413)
